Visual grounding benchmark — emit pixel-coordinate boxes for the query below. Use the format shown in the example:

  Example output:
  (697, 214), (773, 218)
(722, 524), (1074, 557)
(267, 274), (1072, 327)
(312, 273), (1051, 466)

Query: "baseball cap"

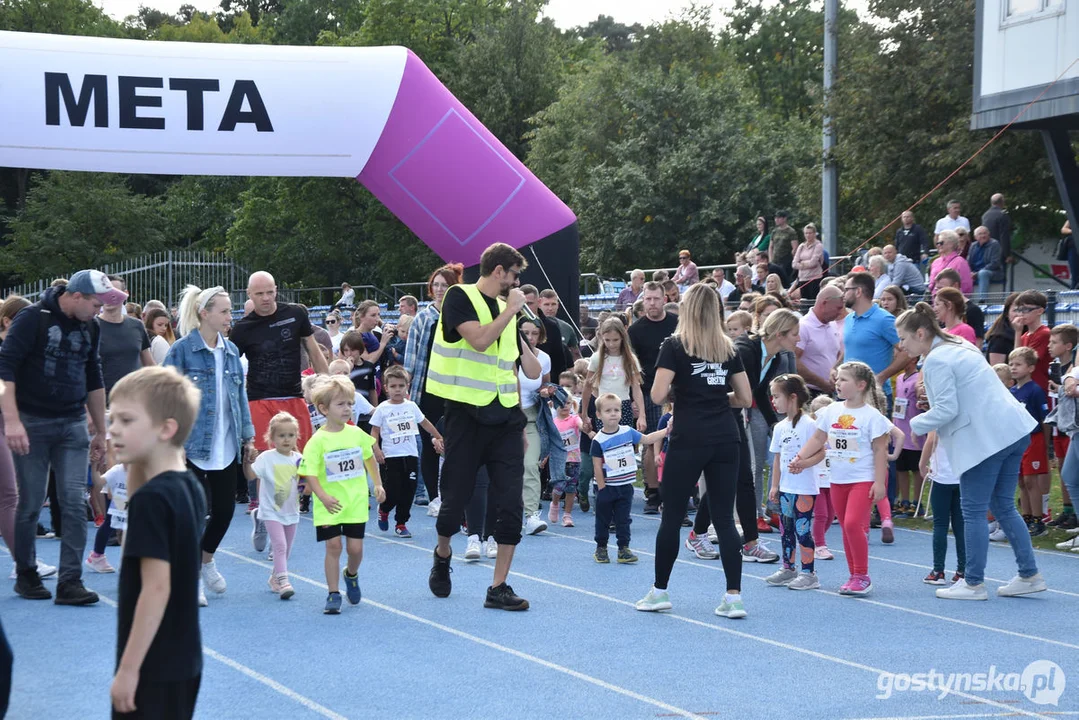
(67, 270), (128, 306)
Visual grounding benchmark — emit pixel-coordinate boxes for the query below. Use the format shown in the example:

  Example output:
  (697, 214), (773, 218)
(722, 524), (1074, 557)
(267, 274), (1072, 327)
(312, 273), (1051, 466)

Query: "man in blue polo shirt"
(838, 271), (911, 528)
(839, 272), (909, 389)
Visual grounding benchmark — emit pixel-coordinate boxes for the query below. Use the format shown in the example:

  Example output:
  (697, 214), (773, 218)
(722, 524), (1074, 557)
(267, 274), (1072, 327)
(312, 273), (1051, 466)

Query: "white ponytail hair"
(178, 285), (229, 338)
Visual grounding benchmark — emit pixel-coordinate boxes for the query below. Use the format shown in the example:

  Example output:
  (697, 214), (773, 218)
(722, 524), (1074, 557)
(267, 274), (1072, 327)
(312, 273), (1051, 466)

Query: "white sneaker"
(426, 497), (442, 518)
(251, 512), (267, 553)
(37, 560), (57, 578)
(1066, 525), (1079, 536)
(935, 579), (988, 600)
(198, 579), (209, 607)
(997, 573), (1047, 597)
(524, 512), (548, 536)
(85, 553), (115, 573)
(989, 527), (1008, 542)
(635, 587), (672, 612)
(484, 538), (499, 558)
(201, 560), (227, 594)
(987, 520), (1000, 534)
(707, 524), (718, 544)
(1056, 536), (1079, 551)
(464, 534), (482, 561)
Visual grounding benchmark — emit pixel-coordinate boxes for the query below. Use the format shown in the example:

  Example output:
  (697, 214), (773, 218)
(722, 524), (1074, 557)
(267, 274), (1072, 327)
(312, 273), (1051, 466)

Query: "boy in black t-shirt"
(108, 366), (206, 720)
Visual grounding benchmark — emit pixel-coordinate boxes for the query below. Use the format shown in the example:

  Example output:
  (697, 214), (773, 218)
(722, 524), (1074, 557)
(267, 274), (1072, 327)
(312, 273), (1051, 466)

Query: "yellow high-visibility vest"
(426, 284), (520, 408)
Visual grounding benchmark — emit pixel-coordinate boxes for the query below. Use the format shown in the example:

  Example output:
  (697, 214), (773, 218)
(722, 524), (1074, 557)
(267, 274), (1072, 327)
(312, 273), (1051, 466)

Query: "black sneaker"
(1058, 513), (1079, 530)
(681, 514), (692, 527)
(484, 582), (529, 611)
(870, 509), (882, 529)
(1029, 520), (1047, 538)
(299, 495), (311, 514)
(36, 524), (51, 539)
(428, 548), (452, 598)
(107, 530), (121, 547)
(54, 579), (99, 606)
(578, 493), (590, 513)
(540, 487), (552, 502)
(594, 546), (610, 563)
(14, 568), (52, 600)
(236, 490), (249, 505)
(643, 495), (661, 515)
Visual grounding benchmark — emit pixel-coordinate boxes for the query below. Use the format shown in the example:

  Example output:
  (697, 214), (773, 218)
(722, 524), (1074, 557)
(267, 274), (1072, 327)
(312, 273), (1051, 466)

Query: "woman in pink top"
(928, 230), (973, 294)
(933, 287), (977, 345)
(791, 223), (824, 300)
(672, 249), (699, 286)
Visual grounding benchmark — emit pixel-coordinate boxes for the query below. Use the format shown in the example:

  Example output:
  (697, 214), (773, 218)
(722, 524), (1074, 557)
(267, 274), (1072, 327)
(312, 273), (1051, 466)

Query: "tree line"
(0, 0), (1063, 292)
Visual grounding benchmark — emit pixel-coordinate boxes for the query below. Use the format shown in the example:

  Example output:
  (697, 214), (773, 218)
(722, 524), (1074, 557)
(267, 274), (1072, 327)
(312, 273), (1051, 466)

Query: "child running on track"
(919, 430), (965, 586)
(246, 412), (302, 600)
(369, 366), (443, 539)
(808, 395), (835, 560)
(789, 361), (891, 596)
(299, 376), (385, 614)
(766, 374), (821, 590)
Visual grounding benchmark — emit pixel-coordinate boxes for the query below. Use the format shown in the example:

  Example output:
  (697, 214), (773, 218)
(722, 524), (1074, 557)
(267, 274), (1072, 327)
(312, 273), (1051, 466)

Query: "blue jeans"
(594, 484), (633, 549)
(1059, 433), (1079, 522)
(12, 414), (90, 583)
(975, 267), (997, 300)
(959, 436), (1038, 586)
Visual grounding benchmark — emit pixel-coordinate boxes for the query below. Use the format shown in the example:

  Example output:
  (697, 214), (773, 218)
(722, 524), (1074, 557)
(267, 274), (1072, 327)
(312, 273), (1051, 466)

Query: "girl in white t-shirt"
(919, 430), (966, 586)
(245, 412), (303, 600)
(808, 395), (836, 560)
(766, 375), (821, 590)
(581, 318), (646, 432)
(789, 361), (891, 597)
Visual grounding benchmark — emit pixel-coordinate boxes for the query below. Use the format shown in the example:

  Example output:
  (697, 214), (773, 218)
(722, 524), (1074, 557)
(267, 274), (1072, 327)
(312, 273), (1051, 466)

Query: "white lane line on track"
(94, 592), (348, 720)
(370, 537), (1054, 720)
(540, 528), (1079, 653)
(843, 713), (1079, 720)
(215, 548), (708, 720)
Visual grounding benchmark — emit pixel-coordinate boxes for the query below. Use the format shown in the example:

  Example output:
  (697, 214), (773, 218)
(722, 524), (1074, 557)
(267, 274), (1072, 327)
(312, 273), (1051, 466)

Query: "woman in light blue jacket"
(165, 285), (255, 605)
(898, 303), (1045, 601)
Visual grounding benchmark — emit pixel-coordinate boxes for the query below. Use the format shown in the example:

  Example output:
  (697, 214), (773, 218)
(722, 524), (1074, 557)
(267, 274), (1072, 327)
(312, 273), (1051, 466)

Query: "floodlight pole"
(822, 0), (839, 256)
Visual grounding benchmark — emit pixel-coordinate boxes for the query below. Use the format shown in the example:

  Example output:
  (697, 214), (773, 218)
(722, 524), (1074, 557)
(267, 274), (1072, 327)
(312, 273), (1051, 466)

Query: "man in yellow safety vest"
(425, 243), (542, 610)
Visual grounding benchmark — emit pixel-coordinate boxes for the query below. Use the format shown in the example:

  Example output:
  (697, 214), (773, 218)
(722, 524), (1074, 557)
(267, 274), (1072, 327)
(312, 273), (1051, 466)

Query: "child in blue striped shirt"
(591, 393), (667, 564)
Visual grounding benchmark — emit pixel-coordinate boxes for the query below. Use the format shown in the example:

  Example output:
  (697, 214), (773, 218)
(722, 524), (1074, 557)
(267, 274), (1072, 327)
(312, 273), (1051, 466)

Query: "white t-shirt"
(929, 443), (958, 485)
(370, 400), (425, 458)
(587, 352), (642, 401)
(103, 465), (129, 530)
(352, 391), (375, 423)
(253, 449), (302, 524)
(769, 415), (818, 495)
(331, 332), (343, 356)
(519, 349), (551, 409)
(150, 334), (170, 364)
(814, 402), (892, 485)
(933, 215), (971, 234)
(815, 456), (832, 489)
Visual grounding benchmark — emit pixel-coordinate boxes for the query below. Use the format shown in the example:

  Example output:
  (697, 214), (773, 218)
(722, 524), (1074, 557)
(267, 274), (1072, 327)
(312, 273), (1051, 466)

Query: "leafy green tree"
(1, 173), (166, 279)
(570, 14), (643, 54)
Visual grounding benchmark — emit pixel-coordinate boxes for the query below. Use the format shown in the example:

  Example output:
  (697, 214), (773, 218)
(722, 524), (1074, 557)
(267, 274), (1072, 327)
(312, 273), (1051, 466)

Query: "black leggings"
(186, 460), (238, 555)
(419, 393), (445, 500)
(654, 439), (742, 592)
(694, 430), (767, 542)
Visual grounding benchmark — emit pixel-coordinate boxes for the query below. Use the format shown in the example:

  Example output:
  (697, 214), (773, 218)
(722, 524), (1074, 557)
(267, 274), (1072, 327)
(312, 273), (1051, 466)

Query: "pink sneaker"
(838, 576), (855, 594)
(814, 546), (834, 560)
(562, 513), (574, 527)
(85, 552), (115, 574)
(246, 498), (259, 515)
(548, 498), (560, 524)
(267, 573), (282, 594)
(842, 574), (873, 596)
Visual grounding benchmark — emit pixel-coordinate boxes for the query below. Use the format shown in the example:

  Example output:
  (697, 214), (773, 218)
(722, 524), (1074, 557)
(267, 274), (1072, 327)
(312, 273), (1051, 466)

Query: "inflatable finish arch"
(0, 31), (580, 314)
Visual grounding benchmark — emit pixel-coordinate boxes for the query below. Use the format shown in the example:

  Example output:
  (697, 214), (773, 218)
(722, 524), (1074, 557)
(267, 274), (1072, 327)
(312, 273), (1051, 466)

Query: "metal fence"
(2, 251), (249, 308)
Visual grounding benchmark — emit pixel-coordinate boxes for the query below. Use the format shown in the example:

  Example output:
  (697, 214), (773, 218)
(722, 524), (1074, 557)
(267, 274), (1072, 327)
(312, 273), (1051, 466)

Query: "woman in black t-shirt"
(985, 292), (1019, 365)
(635, 284), (752, 617)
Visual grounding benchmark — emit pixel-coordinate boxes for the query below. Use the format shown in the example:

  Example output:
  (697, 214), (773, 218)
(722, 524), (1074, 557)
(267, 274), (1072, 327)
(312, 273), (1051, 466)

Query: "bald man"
(795, 284), (845, 395)
(229, 271), (328, 453)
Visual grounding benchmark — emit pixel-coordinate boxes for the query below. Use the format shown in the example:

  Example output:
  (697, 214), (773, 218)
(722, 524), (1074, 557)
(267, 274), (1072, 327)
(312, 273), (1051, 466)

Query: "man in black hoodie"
(0, 270), (121, 605)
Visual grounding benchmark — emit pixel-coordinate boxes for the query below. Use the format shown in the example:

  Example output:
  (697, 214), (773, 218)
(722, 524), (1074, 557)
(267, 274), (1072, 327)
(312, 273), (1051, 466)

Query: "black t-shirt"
(986, 327), (1015, 358)
(628, 313), (679, 391)
(117, 470), (206, 682)
(97, 316), (150, 397)
(656, 336), (744, 444)
(965, 301), (986, 340)
(229, 304), (313, 400)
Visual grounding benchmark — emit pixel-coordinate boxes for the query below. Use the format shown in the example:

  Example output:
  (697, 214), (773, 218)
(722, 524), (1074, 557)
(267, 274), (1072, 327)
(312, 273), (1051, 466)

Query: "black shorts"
(315, 522), (367, 542)
(895, 448), (922, 473)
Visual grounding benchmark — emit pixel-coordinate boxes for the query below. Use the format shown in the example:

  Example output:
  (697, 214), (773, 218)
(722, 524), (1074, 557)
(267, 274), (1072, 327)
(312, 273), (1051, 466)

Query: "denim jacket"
(534, 385), (569, 485)
(164, 330), (254, 463)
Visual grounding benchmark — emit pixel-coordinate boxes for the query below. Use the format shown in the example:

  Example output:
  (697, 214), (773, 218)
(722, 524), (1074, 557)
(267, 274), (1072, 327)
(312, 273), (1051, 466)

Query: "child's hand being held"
(433, 438), (445, 455)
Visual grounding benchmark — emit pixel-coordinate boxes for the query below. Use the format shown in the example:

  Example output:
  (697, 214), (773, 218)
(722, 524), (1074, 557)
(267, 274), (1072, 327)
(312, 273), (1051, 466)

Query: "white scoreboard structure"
(973, 0), (1078, 231)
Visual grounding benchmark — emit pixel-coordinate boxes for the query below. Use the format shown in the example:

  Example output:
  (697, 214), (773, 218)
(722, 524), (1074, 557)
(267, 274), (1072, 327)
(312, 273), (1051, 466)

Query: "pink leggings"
(0, 431), (18, 553)
(265, 520), (297, 576)
(829, 482), (873, 576)
(812, 487), (834, 547)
